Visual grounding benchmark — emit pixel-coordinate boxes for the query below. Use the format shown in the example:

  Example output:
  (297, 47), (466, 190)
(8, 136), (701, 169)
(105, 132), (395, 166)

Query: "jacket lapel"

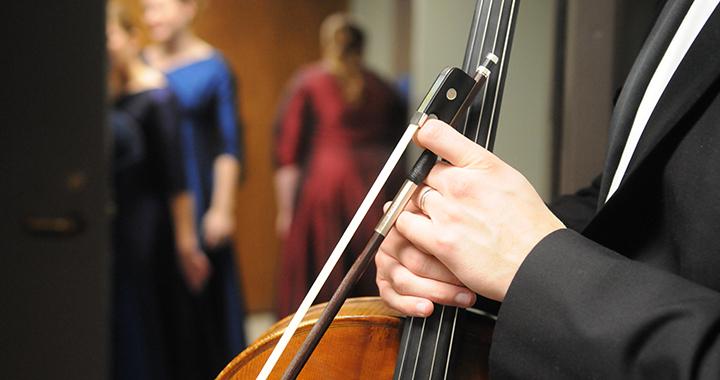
(586, 5), (720, 236)
(614, 7), (720, 192)
(597, 0), (693, 203)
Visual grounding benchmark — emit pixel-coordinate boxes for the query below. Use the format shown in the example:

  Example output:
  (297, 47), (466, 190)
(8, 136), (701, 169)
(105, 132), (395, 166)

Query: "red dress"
(274, 64), (406, 317)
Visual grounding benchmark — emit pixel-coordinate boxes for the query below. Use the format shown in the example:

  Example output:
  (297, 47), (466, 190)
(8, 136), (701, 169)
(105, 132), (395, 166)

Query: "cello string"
(258, 122), (420, 380)
(485, 0), (517, 148)
(471, 0), (495, 144)
(461, 0), (485, 138)
(428, 305), (447, 378)
(396, 316), (415, 378)
(411, 316), (428, 379)
(476, 0), (505, 145)
(443, 307), (460, 380)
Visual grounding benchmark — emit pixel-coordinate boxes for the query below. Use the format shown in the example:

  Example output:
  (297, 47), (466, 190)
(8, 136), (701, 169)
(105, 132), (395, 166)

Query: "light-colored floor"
(244, 312), (278, 343)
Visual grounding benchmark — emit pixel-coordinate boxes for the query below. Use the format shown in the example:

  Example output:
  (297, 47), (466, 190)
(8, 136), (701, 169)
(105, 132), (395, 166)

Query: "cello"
(219, 0), (519, 378)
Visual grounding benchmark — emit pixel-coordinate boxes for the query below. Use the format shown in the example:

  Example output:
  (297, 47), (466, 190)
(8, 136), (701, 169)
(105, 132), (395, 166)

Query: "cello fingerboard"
(392, 0), (519, 378)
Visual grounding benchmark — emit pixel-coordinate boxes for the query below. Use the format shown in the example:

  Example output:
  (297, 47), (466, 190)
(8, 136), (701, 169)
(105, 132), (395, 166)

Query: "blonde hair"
(178, 0), (208, 13)
(320, 13), (365, 58)
(106, 1), (136, 34)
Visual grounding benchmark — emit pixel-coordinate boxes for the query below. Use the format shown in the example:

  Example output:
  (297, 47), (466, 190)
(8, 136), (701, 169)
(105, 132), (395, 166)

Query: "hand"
(178, 246), (212, 293)
(376, 119), (564, 317)
(202, 207), (235, 249)
(376, 213), (478, 317)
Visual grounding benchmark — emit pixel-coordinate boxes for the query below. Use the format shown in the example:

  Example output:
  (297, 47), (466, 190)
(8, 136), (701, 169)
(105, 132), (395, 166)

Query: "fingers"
(423, 161), (465, 199)
(417, 119), (499, 169)
(382, 228), (463, 286)
(204, 225), (232, 249)
(395, 201), (460, 260)
(377, 277), (435, 317)
(376, 246), (476, 316)
(182, 252), (212, 293)
(194, 258), (211, 292)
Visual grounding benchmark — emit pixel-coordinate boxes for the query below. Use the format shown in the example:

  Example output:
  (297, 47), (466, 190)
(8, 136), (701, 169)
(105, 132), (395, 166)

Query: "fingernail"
(416, 301), (431, 316)
(455, 292), (473, 307)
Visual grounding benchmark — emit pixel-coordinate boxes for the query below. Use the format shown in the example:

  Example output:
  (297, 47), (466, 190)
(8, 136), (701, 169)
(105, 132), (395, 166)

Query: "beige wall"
(494, 0), (559, 199)
(409, 0), (559, 199)
(349, 0), (399, 79)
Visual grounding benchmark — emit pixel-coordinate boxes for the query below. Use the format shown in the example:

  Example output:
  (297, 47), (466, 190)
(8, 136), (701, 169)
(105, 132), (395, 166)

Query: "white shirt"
(606, 0), (720, 202)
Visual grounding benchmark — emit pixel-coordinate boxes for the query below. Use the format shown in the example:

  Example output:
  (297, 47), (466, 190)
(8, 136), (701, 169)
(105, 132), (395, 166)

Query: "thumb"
(417, 119), (498, 168)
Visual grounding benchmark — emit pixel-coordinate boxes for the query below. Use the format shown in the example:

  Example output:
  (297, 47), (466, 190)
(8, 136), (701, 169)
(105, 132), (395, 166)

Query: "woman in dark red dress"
(274, 14), (407, 318)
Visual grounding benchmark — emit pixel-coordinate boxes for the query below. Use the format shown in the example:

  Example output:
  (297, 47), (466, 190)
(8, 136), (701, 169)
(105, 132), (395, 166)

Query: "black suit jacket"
(490, 2), (720, 379)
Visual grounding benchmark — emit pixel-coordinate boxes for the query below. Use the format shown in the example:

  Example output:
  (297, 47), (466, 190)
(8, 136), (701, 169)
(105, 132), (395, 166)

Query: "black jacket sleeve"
(489, 229), (720, 379)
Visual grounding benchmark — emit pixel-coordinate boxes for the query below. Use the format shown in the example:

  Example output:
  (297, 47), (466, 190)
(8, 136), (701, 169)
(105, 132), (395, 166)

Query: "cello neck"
(392, 0), (520, 378)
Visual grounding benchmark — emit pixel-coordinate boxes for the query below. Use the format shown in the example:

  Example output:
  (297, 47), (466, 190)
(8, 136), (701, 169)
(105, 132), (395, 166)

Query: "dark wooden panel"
(0, 1), (109, 378)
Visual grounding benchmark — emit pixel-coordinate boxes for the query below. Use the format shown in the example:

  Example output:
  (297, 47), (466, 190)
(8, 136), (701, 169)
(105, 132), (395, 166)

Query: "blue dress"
(163, 51), (247, 378)
(111, 88), (186, 380)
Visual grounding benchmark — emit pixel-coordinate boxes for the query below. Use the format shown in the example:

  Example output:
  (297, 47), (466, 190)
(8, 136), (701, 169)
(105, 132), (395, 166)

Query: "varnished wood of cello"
(217, 297), (494, 379)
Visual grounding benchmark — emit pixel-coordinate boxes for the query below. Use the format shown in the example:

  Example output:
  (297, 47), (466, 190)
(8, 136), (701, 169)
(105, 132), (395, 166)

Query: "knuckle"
(441, 204), (463, 224)
(376, 278), (388, 294)
(470, 149), (497, 170)
(392, 270), (412, 295)
(405, 251), (428, 276)
(447, 176), (473, 198)
(377, 285), (395, 306)
(375, 251), (383, 267)
(434, 229), (458, 256)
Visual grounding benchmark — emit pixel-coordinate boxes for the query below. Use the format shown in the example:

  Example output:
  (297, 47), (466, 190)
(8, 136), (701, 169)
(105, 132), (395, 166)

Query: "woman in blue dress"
(141, 0), (247, 377)
(107, 3), (209, 379)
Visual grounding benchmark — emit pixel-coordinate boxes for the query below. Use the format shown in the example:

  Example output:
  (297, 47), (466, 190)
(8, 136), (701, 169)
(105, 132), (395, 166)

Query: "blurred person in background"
(106, 2), (208, 379)
(273, 13), (407, 318)
(140, 0), (246, 377)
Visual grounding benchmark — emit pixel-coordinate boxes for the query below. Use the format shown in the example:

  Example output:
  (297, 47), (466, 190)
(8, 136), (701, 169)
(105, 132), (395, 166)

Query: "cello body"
(217, 297), (494, 379)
